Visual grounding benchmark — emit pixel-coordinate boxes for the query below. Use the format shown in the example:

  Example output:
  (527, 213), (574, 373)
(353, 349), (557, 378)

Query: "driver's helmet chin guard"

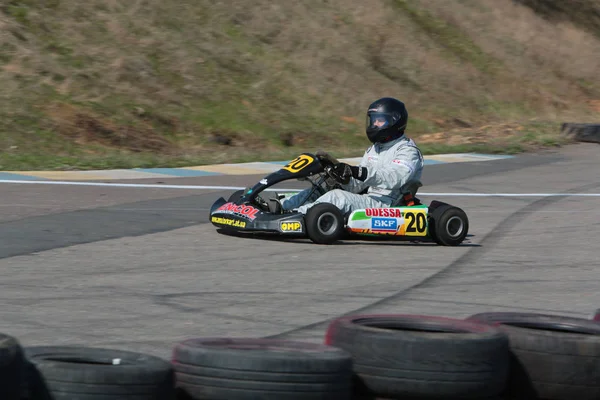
(365, 97), (408, 144)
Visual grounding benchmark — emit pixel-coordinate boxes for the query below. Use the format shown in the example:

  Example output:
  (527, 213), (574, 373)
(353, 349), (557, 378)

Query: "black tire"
(304, 203), (345, 244)
(23, 346), (176, 400)
(466, 312), (600, 400)
(561, 122), (600, 144)
(0, 333), (25, 400)
(428, 204), (469, 246)
(428, 200), (451, 212)
(171, 337), (353, 400)
(427, 200), (452, 245)
(324, 314), (510, 399)
(227, 189), (245, 203)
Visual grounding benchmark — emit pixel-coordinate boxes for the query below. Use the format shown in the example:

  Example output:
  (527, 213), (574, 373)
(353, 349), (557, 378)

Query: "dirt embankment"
(1, 0), (599, 169)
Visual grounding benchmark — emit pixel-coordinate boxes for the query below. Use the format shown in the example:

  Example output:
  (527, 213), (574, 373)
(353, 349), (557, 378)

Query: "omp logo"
(280, 221), (302, 232)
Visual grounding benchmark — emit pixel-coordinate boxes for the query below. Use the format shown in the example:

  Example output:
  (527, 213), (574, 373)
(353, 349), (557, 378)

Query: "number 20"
(283, 155), (313, 173)
(405, 212), (426, 233)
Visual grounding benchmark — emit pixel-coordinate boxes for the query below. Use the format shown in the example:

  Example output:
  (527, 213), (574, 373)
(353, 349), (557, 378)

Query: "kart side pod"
(303, 201), (469, 246)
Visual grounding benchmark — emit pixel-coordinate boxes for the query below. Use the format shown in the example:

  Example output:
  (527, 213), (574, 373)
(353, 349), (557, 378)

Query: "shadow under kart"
(208, 152), (470, 246)
(215, 228), (479, 247)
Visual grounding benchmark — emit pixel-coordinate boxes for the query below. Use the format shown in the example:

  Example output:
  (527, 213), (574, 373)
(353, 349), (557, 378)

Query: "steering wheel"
(315, 152), (347, 185)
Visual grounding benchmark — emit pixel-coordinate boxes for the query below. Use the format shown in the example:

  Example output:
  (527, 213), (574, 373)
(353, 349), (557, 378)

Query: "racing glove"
(332, 163), (368, 184)
(315, 150), (339, 164)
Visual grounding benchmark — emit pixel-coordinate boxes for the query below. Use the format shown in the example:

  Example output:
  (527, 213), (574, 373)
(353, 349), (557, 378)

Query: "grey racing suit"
(281, 135), (424, 215)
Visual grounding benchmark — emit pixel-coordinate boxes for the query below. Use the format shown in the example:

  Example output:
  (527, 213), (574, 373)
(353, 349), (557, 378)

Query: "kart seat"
(393, 180), (423, 206)
(268, 197), (283, 214)
(259, 191), (283, 214)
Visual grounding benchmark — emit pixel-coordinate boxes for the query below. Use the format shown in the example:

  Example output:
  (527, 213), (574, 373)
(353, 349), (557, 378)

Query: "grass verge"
(0, 119), (572, 171)
(1, 0), (598, 171)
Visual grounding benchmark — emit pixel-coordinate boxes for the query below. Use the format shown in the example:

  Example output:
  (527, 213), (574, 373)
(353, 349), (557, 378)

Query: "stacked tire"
(324, 314), (510, 399)
(22, 346), (176, 400)
(466, 312), (600, 400)
(0, 333), (25, 400)
(561, 122), (600, 144)
(171, 338), (354, 399)
(2, 308), (599, 399)
(11, 337), (354, 400)
(1, 332), (178, 400)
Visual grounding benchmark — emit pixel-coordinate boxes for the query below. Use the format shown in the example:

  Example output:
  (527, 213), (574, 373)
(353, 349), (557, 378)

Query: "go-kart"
(208, 152), (469, 245)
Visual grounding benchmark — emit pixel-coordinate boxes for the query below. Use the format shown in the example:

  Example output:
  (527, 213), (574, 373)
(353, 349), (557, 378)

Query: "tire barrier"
(0, 333), (24, 400)
(323, 314), (510, 400)
(561, 122), (600, 144)
(171, 338), (353, 400)
(22, 346), (176, 400)
(466, 312), (600, 400)
(2, 308), (599, 400)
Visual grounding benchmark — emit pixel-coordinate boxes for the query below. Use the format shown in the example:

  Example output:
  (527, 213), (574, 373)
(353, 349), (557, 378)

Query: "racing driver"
(279, 97), (425, 216)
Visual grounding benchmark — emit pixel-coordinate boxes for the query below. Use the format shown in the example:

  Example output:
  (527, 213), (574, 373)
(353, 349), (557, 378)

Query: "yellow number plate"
(398, 210), (428, 236)
(283, 155), (314, 173)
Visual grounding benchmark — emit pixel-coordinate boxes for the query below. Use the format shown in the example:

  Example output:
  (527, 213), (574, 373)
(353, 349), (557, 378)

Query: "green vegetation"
(0, 0), (599, 170)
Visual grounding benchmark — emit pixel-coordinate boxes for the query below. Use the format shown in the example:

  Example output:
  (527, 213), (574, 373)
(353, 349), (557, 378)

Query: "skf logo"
(371, 217), (398, 233)
(280, 221), (302, 232)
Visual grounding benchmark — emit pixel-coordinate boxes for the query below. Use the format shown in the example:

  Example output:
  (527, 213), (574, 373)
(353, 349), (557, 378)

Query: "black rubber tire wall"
(467, 312), (600, 400)
(0, 333), (25, 400)
(172, 337), (354, 400)
(324, 314), (510, 399)
(23, 346), (176, 400)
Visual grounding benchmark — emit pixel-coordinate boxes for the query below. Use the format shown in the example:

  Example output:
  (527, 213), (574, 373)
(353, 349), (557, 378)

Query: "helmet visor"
(366, 112), (400, 131)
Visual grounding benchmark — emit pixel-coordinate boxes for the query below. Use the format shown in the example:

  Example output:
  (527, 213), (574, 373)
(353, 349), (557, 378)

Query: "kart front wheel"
(428, 205), (469, 246)
(305, 203), (345, 244)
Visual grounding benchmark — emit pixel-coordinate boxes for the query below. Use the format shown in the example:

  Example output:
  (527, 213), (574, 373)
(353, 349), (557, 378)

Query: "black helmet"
(365, 97), (408, 143)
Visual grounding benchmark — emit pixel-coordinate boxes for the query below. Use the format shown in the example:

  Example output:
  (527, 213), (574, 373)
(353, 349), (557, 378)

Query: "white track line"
(1, 179), (600, 197)
(0, 180), (273, 191)
(419, 193), (600, 197)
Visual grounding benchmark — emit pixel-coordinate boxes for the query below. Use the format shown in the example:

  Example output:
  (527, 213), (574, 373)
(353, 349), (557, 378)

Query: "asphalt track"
(0, 143), (598, 359)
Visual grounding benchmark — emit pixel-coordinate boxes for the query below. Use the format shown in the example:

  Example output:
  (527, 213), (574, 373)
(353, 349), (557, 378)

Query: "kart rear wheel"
(305, 203), (345, 244)
(428, 204), (469, 246)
